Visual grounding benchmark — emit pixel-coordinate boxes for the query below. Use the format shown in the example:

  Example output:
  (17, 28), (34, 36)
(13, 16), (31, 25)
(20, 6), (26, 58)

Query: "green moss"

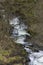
(0, 55), (24, 63)
(7, 56), (23, 63)
(0, 50), (11, 56)
(0, 55), (4, 61)
(0, 54), (7, 63)
(13, 63), (23, 65)
(21, 49), (27, 55)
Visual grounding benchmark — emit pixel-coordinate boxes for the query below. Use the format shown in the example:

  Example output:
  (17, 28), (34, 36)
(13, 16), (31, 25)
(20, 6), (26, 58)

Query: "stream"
(9, 17), (43, 65)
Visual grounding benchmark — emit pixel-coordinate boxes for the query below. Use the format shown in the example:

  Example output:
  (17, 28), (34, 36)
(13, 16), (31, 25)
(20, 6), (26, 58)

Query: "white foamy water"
(18, 29), (30, 36)
(24, 47), (32, 53)
(9, 17), (43, 65)
(15, 36), (27, 44)
(9, 17), (19, 25)
(29, 51), (43, 65)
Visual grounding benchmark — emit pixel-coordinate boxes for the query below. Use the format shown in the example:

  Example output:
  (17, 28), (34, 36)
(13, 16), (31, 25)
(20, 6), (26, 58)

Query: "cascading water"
(9, 17), (43, 65)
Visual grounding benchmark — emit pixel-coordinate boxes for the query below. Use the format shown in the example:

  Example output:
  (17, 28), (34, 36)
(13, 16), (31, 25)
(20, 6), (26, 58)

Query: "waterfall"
(9, 17), (43, 65)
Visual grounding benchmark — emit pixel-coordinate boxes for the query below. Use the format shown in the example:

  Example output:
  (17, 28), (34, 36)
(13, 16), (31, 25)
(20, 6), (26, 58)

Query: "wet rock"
(34, 49), (39, 52)
(26, 58), (31, 62)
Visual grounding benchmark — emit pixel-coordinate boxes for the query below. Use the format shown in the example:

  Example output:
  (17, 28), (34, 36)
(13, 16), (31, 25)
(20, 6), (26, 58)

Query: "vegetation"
(0, 0), (43, 65)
